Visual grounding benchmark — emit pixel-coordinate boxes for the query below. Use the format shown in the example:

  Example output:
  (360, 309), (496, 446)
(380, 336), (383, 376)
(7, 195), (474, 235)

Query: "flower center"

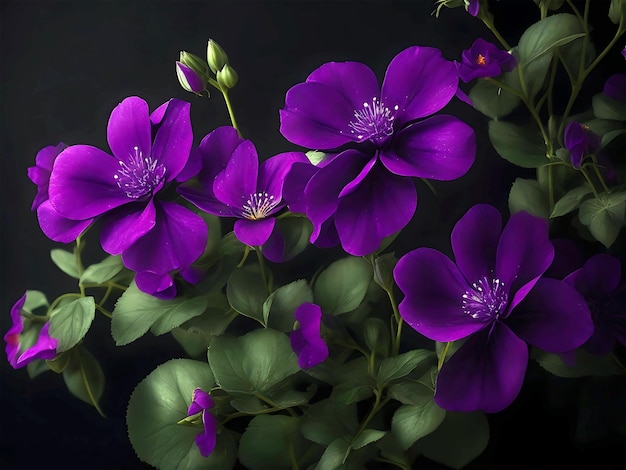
(114, 146), (166, 199)
(348, 97), (398, 144)
(476, 54), (487, 66)
(242, 191), (280, 220)
(462, 277), (508, 321)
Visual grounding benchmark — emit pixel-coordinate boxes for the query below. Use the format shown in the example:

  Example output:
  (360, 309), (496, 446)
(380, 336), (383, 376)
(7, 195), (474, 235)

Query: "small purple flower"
(280, 46), (476, 255)
(187, 388), (217, 457)
(458, 38), (517, 83)
(176, 62), (206, 94)
(290, 303), (329, 369)
(394, 204), (593, 412)
(4, 293), (58, 369)
(603, 73), (626, 102)
(563, 254), (625, 355)
(47, 96), (208, 297)
(622, 46), (626, 60)
(564, 121), (600, 169)
(179, 127), (306, 249)
(466, 0), (480, 17)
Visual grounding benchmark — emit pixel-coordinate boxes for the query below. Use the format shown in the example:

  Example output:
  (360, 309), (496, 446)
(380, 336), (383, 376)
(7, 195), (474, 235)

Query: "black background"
(1, 1), (624, 469)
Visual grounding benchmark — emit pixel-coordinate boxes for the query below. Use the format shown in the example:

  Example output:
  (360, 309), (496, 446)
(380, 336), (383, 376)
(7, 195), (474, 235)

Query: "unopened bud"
(216, 64), (238, 89)
(179, 51), (209, 77)
(207, 39), (229, 74)
(176, 62), (206, 94)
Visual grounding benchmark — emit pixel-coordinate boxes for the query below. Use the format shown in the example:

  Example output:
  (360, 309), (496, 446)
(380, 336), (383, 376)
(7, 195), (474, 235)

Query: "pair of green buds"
(176, 39), (238, 95)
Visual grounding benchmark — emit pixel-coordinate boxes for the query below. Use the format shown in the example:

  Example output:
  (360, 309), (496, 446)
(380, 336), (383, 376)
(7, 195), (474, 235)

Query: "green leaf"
(550, 184), (593, 218)
(79, 255), (124, 285)
(351, 429), (386, 450)
(332, 382), (373, 405)
(508, 177), (550, 219)
(389, 380), (436, 406)
(150, 293), (212, 336)
(27, 359), (50, 379)
(391, 400), (446, 450)
(377, 349), (435, 386)
(314, 438), (351, 470)
(578, 192), (626, 248)
(532, 348), (624, 377)
(363, 317), (390, 358)
(238, 415), (299, 470)
(488, 121), (548, 168)
(273, 216), (313, 261)
(593, 93), (626, 121)
(62, 346), (105, 416)
(226, 264), (268, 325)
(373, 252), (397, 292)
(301, 399), (359, 446)
(49, 297), (95, 353)
(263, 279), (313, 332)
(415, 411), (489, 469)
(469, 79), (520, 119)
(23, 290), (49, 313)
(50, 248), (80, 279)
(208, 328), (299, 394)
(314, 256), (372, 315)
(127, 358), (236, 470)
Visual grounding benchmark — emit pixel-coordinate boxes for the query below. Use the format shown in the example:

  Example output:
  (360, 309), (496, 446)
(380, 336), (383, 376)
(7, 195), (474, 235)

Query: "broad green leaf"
(488, 120), (548, 168)
(126, 359), (236, 470)
(363, 317), (390, 358)
(150, 293), (212, 336)
(351, 429), (386, 450)
(332, 382), (373, 405)
(314, 438), (351, 470)
(49, 297), (95, 353)
(50, 248), (80, 279)
(23, 290), (48, 313)
(550, 185), (593, 218)
(532, 348), (624, 377)
(578, 192), (626, 248)
(27, 359), (50, 379)
(593, 93), (626, 121)
(314, 256), (372, 315)
(508, 177), (550, 219)
(272, 216), (313, 261)
(238, 415), (299, 470)
(62, 347), (105, 416)
(208, 328), (299, 394)
(226, 264), (268, 325)
(373, 252), (397, 292)
(301, 399), (359, 446)
(415, 411), (489, 469)
(391, 400), (446, 449)
(263, 279), (313, 331)
(230, 395), (267, 413)
(79, 255), (124, 285)
(469, 79), (520, 119)
(377, 349), (435, 386)
(389, 380), (437, 406)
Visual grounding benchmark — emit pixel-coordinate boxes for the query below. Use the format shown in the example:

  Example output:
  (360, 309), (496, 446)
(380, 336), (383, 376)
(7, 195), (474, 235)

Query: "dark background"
(1, 1), (624, 468)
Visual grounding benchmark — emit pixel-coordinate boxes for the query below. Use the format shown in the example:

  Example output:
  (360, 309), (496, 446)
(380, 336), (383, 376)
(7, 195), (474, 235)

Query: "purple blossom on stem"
(290, 303), (329, 369)
(466, 0), (480, 17)
(457, 38), (517, 83)
(187, 388), (217, 457)
(603, 73), (626, 102)
(564, 121), (600, 169)
(394, 204), (593, 412)
(46, 96), (208, 298)
(4, 293), (58, 369)
(280, 46), (476, 256)
(176, 62), (206, 94)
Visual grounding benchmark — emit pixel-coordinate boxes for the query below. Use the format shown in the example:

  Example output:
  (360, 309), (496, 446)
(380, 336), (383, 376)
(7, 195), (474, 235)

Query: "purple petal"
(395, 248), (487, 342)
(467, 0), (480, 16)
(4, 294), (26, 368)
(312, 218), (340, 248)
(381, 115), (475, 179)
(48, 145), (131, 219)
(603, 73), (626, 102)
(307, 61), (380, 110)
(176, 62), (205, 93)
(564, 121), (587, 168)
(196, 127), (245, 187)
(213, 140), (258, 209)
(37, 200), (93, 243)
(196, 411), (217, 457)
(100, 200), (157, 255)
(495, 211), (553, 300)
(261, 227), (286, 263)
(28, 143), (68, 210)
(382, 46), (458, 124)
(282, 161), (318, 214)
(434, 323), (528, 413)
(150, 101), (169, 126)
(121, 201), (208, 274)
(451, 204), (502, 285)
(151, 99), (193, 181)
(334, 163), (416, 256)
(291, 303), (328, 369)
(506, 278), (593, 353)
(176, 146), (203, 182)
(188, 388), (214, 415)
(107, 96), (152, 162)
(15, 323), (58, 368)
(234, 217), (276, 247)
(134, 272), (176, 299)
(564, 254), (621, 300)
(177, 186), (238, 217)
(545, 238), (584, 279)
(258, 152), (309, 204)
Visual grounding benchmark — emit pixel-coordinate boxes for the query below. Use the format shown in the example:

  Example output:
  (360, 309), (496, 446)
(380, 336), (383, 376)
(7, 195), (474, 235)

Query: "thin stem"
(255, 247), (270, 293)
(438, 342), (451, 371)
(95, 304), (113, 319)
(48, 292), (83, 313)
(579, 167), (600, 198)
(590, 155), (611, 193)
(221, 89), (241, 137)
(386, 289), (403, 356)
(480, 15), (511, 51)
(255, 392), (297, 417)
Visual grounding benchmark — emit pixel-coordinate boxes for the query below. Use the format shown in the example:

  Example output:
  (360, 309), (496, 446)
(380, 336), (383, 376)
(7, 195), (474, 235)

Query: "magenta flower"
(187, 388), (217, 457)
(280, 46), (476, 255)
(394, 204), (593, 412)
(179, 127), (306, 249)
(603, 73), (626, 102)
(564, 121), (600, 168)
(4, 293), (58, 369)
(290, 303), (328, 369)
(466, 0), (480, 16)
(46, 96), (208, 297)
(457, 38), (517, 83)
(28, 143), (93, 243)
(563, 254), (625, 355)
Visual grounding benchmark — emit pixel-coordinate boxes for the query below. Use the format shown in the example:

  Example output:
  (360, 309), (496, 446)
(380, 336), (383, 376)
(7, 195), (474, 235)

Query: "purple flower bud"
(564, 121), (600, 169)
(187, 388), (217, 457)
(466, 0), (480, 16)
(603, 73), (626, 102)
(290, 303), (329, 369)
(458, 38), (517, 82)
(176, 61), (206, 94)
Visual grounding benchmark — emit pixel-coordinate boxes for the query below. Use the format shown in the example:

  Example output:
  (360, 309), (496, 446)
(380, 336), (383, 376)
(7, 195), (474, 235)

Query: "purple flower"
(563, 254), (625, 355)
(47, 96), (208, 297)
(394, 204), (593, 412)
(622, 46), (626, 60)
(187, 388), (217, 457)
(280, 46), (476, 255)
(4, 293), (58, 369)
(176, 62), (206, 94)
(564, 121), (600, 169)
(28, 144), (93, 243)
(290, 303), (329, 369)
(179, 127), (306, 249)
(457, 38), (517, 83)
(603, 73), (626, 102)
(466, 0), (480, 16)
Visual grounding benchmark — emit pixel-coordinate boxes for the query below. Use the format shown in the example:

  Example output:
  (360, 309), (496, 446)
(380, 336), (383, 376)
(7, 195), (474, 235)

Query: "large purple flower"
(457, 38), (517, 83)
(179, 127), (306, 249)
(394, 204), (593, 412)
(280, 46), (476, 255)
(187, 388), (217, 457)
(47, 97), (208, 297)
(4, 293), (58, 369)
(290, 303), (328, 369)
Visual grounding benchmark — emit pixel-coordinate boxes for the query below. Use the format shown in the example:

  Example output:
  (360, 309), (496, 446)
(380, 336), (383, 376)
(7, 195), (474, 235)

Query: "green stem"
(590, 155), (611, 193)
(386, 289), (403, 356)
(48, 292), (83, 313)
(580, 167), (600, 198)
(480, 14), (511, 51)
(221, 89), (241, 137)
(95, 304), (113, 319)
(438, 342), (451, 371)
(255, 392), (297, 417)
(255, 247), (271, 293)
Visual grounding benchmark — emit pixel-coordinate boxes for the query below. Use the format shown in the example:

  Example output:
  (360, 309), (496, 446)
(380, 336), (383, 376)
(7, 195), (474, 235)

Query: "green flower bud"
(216, 64), (238, 89)
(179, 51), (209, 78)
(609, 0), (625, 24)
(207, 39), (229, 74)
(533, 0), (565, 10)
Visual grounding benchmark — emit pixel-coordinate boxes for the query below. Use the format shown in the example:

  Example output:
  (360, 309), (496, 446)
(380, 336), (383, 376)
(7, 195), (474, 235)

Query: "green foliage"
(578, 191), (626, 248)
(377, 349), (435, 386)
(263, 279), (313, 331)
(62, 346), (105, 416)
(50, 248), (80, 279)
(49, 297), (95, 352)
(313, 256), (372, 315)
(226, 264), (268, 325)
(532, 348), (625, 377)
(79, 255), (125, 285)
(550, 184), (593, 218)
(508, 177), (551, 218)
(469, 79), (520, 119)
(488, 121), (548, 168)
(273, 215), (313, 261)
